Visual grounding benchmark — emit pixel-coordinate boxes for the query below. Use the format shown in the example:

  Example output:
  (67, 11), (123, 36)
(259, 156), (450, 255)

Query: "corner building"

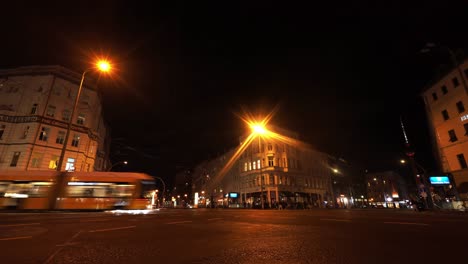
(421, 60), (468, 199)
(192, 126), (335, 208)
(0, 66), (111, 172)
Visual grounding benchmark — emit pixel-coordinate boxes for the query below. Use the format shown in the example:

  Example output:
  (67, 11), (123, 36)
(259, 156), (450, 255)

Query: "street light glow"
(400, 159), (406, 164)
(251, 124), (266, 135)
(97, 60), (111, 72)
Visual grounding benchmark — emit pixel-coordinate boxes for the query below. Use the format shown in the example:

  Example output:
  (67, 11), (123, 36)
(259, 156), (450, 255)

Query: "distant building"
(191, 126), (335, 209)
(0, 66), (111, 172)
(421, 60), (468, 199)
(366, 170), (409, 208)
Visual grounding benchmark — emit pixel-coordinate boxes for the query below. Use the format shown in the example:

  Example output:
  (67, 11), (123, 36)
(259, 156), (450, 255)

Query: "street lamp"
(107, 161), (128, 171)
(251, 123), (267, 209)
(153, 176), (166, 207)
(400, 159), (434, 209)
(56, 60), (112, 172)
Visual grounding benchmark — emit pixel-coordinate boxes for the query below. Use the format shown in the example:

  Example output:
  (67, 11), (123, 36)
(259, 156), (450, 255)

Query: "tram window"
(113, 184), (134, 197)
(3, 182), (52, 198)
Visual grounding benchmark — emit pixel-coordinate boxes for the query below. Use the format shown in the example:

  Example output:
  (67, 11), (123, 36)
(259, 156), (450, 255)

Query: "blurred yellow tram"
(0, 171), (156, 210)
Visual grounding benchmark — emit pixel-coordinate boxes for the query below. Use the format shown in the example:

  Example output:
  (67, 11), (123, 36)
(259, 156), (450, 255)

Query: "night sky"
(2, 2), (468, 186)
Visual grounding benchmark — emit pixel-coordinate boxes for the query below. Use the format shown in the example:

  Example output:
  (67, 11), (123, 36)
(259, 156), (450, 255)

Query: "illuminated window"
(38, 127), (49, 141)
(56, 131), (65, 144)
(257, 159), (260, 169)
(31, 103), (38, 114)
(244, 162), (247, 171)
(49, 155), (58, 169)
(432, 92), (438, 101)
(0, 124), (5, 140)
(46, 105), (56, 117)
(71, 134), (80, 147)
(442, 110), (449, 121)
(253, 161), (256, 170)
(457, 154), (467, 169)
(456, 101), (465, 113)
(77, 113), (85, 125)
(10, 152), (20, 167)
(249, 162), (252, 170)
(448, 130), (458, 142)
(441, 85), (448, 94)
(65, 158), (76, 171)
(452, 77), (459, 87)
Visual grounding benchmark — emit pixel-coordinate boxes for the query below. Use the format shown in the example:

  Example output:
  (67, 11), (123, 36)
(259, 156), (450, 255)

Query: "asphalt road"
(0, 208), (467, 264)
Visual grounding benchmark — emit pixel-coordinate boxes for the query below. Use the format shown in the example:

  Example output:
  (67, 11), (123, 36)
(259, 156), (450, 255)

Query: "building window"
(432, 92), (438, 101)
(38, 127), (49, 141)
(453, 77), (460, 87)
(62, 110), (71, 121)
(456, 101), (465, 113)
(31, 152), (43, 168)
(442, 110), (449, 121)
(464, 123), (468, 135)
(46, 105), (56, 117)
(253, 161), (256, 170)
(244, 162), (247, 172)
(269, 174), (274, 185)
(457, 154), (467, 169)
(49, 155), (59, 170)
(257, 159), (261, 169)
(77, 113), (85, 125)
(448, 130), (458, 142)
(248, 162), (252, 171)
(0, 124), (5, 140)
(56, 131), (65, 144)
(65, 158), (76, 171)
(441, 85), (448, 94)
(71, 134), (80, 147)
(31, 103), (38, 115)
(268, 156), (274, 167)
(21, 126), (30, 139)
(10, 152), (20, 167)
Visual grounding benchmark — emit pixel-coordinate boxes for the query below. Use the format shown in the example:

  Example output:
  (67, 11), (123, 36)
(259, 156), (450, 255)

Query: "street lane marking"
(165, 221), (193, 225)
(0, 222), (40, 227)
(89, 225), (136, 233)
(320, 218), (351, 222)
(207, 218), (223, 221)
(383, 222), (430, 226)
(0, 236), (32, 241)
(80, 218), (109, 222)
(43, 231), (83, 264)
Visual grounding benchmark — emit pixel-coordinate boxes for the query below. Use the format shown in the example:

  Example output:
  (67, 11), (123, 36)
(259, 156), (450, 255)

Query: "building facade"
(0, 66), (111, 172)
(366, 170), (409, 208)
(421, 60), (468, 199)
(191, 126), (335, 209)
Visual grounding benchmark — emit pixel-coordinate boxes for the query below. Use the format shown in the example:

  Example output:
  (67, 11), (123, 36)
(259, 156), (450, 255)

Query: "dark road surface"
(1, 209), (467, 264)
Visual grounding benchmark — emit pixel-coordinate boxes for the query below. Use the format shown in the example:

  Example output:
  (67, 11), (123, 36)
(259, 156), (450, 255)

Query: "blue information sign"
(429, 176), (450, 185)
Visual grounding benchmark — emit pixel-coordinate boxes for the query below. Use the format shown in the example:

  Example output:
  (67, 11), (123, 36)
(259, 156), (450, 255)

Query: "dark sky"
(2, 1), (468, 186)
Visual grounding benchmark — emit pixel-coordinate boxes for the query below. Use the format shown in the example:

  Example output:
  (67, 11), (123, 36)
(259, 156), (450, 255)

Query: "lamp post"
(400, 159), (434, 209)
(56, 60), (111, 172)
(107, 161), (128, 171)
(154, 176), (166, 207)
(251, 123), (267, 209)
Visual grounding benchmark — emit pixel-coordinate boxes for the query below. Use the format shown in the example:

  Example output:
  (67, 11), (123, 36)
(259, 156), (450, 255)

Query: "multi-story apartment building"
(191, 126), (335, 208)
(421, 60), (468, 199)
(366, 170), (409, 208)
(0, 65), (111, 172)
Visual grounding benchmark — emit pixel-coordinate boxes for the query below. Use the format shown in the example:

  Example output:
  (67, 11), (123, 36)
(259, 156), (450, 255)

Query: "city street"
(1, 209), (467, 264)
